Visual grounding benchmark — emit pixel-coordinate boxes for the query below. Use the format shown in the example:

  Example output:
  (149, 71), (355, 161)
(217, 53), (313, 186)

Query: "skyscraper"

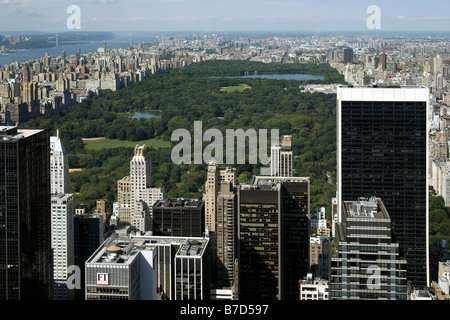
(343, 48), (354, 64)
(203, 159), (235, 234)
(203, 160), (236, 292)
(379, 52), (387, 71)
(49, 130), (74, 300)
(336, 85), (429, 287)
(215, 180), (237, 289)
(73, 211), (104, 300)
(117, 145), (164, 231)
(50, 129), (71, 195)
(330, 197), (407, 300)
(237, 176), (310, 300)
(0, 126), (52, 300)
(51, 193), (74, 300)
(270, 135), (294, 177)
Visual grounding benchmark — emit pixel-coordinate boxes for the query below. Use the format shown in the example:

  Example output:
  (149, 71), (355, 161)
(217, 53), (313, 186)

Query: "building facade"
(270, 135), (294, 177)
(152, 198), (205, 238)
(50, 130), (71, 194)
(337, 85), (429, 287)
(330, 197), (407, 300)
(51, 193), (74, 300)
(117, 145), (164, 231)
(237, 176), (310, 300)
(0, 126), (52, 300)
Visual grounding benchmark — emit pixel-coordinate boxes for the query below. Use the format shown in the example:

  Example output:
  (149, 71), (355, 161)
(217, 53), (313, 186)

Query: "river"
(0, 33), (159, 66)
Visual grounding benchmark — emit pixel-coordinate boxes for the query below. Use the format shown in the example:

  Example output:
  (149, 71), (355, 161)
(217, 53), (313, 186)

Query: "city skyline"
(0, 0), (449, 32)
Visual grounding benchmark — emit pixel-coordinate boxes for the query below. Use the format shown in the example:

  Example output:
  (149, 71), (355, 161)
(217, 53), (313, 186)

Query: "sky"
(0, 0), (449, 33)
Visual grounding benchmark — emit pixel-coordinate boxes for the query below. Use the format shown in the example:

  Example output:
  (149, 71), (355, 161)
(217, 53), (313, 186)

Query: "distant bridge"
(47, 34), (134, 48)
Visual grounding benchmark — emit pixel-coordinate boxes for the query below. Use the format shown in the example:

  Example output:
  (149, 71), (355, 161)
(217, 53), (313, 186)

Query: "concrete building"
(174, 237), (211, 300)
(50, 129), (71, 195)
(85, 231), (211, 300)
(117, 145), (164, 231)
(203, 159), (235, 234)
(215, 180), (237, 289)
(299, 273), (329, 300)
(270, 135), (294, 177)
(431, 260), (450, 300)
(330, 196), (407, 300)
(51, 193), (74, 300)
(85, 234), (157, 300)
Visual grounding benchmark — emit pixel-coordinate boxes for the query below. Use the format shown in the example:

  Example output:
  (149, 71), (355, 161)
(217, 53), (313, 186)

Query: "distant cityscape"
(0, 30), (450, 301)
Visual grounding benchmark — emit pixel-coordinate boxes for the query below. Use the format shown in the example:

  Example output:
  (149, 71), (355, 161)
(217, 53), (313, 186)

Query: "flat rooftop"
(251, 176), (309, 186)
(343, 196), (389, 219)
(0, 126), (45, 139)
(86, 233), (209, 265)
(154, 198), (203, 209)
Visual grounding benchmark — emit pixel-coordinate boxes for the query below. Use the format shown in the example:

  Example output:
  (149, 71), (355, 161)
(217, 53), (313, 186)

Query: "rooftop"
(154, 197), (203, 209)
(87, 233), (209, 265)
(251, 175), (309, 186)
(0, 126), (45, 140)
(343, 196), (389, 219)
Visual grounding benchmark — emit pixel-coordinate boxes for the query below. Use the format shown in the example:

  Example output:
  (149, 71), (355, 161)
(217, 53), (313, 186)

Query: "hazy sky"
(0, 0), (449, 33)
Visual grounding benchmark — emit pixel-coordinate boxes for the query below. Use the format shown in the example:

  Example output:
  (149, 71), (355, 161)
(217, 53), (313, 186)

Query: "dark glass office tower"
(237, 177), (310, 300)
(337, 86), (429, 288)
(0, 126), (52, 300)
(152, 198), (205, 238)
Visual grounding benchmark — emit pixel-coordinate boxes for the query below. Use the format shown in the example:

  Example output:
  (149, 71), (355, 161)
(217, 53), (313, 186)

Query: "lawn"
(220, 84), (251, 93)
(83, 138), (172, 150)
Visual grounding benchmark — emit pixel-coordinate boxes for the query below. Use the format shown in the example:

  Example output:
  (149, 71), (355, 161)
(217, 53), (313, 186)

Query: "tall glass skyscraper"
(0, 126), (52, 300)
(336, 85), (429, 288)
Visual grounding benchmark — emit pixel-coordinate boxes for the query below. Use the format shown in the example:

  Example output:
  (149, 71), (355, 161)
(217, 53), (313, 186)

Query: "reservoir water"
(209, 73), (324, 81)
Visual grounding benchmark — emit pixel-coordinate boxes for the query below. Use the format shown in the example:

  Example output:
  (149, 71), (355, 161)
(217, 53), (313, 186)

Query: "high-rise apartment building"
(50, 129), (71, 195)
(215, 180), (237, 288)
(0, 126), (52, 300)
(343, 48), (354, 64)
(270, 135), (294, 177)
(237, 176), (310, 300)
(330, 197), (408, 300)
(203, 160), (236, 291)
(337, 85), (429, 287)
(117, 145), (164, 231)
(379, 52), (387, 71)
(51, 193), (74, 300)
(203, 159), (235, 233)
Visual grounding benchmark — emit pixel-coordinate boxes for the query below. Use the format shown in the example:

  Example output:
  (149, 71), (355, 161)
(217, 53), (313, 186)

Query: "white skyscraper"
(270, 135), (294, 177)
(118, 145), (164, 231)
(51, 193), (74, 300)
(50, 129), (71, 195)
(49, 129), (74, 300)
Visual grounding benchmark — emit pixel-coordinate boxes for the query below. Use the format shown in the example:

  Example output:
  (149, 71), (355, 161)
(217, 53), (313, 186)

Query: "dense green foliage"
(22, 61), (343, 214)
(429, 190), (450, 248)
